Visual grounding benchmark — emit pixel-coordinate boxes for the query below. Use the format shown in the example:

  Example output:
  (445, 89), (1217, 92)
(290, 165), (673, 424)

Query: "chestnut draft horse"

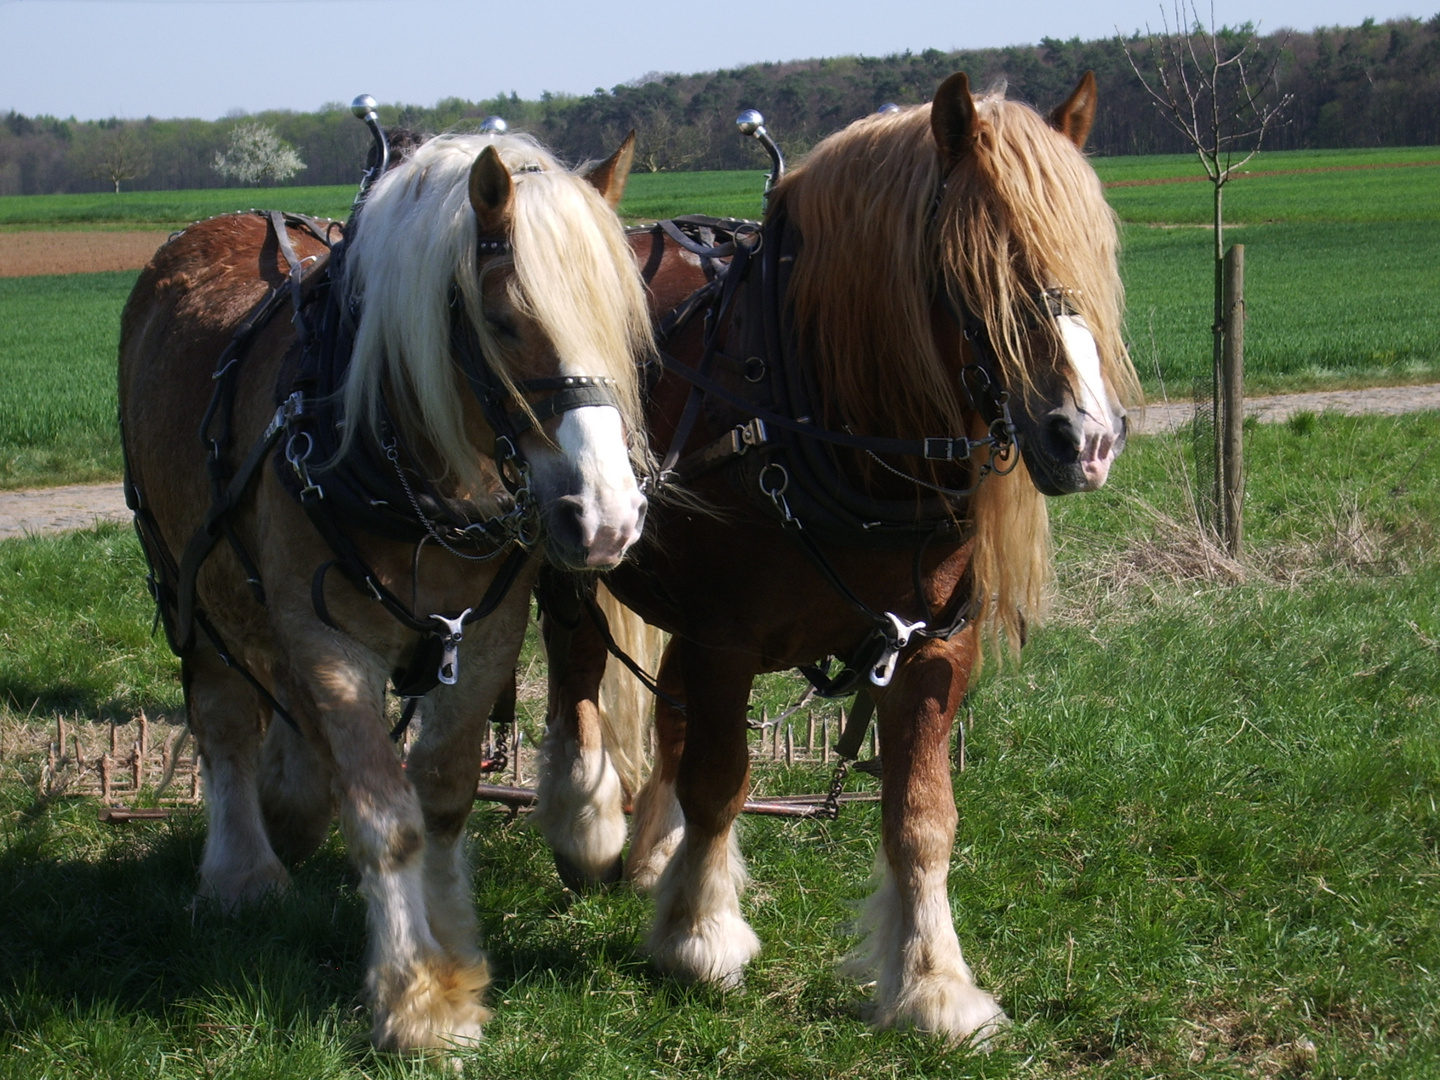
(118, 131), (651, 1052)
(534, 72), (1138, 1044)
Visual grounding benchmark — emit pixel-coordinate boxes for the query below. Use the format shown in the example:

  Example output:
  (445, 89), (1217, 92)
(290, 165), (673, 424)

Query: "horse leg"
(185, 641), (289, 908)
(274, 639), (486, 1054)
(404, 599), (526, 971)
(532, 582), (627, 891)
(847, 635), (1008, 1045)
(258, 710), (336, 863)
(626, 637), (686, 893)
(647, 639), (760, 987)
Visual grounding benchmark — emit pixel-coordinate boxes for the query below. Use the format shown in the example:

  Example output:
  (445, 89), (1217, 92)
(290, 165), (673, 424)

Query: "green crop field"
(0, 186), (358, 230)
(1, 147), (1437, 489)
(1, 411), (1437, 1077)
(0, 271), (137, 488)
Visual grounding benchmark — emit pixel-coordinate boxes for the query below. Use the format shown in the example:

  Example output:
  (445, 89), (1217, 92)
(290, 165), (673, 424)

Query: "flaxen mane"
(774, 91), (1138, 651)
(341, 133), (654, 496)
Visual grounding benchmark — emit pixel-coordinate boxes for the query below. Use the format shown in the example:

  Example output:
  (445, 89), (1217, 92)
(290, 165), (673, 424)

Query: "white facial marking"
(551, 405), (645, 567)
(1056, 314), (1124, 490)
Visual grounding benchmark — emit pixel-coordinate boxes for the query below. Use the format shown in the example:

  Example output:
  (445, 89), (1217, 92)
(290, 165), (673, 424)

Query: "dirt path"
(4, 384), (1437, 542)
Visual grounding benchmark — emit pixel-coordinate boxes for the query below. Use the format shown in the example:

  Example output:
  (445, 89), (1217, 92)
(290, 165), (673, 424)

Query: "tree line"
(3, 15), (1438, 196)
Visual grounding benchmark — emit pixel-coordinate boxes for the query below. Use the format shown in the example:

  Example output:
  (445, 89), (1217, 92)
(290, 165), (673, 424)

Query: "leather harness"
(632, 211), (1025, 699)
(126, 206), (622, 738)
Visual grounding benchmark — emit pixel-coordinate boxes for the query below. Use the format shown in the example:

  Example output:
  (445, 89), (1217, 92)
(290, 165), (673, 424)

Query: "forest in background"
(4, 15), (1440, 196)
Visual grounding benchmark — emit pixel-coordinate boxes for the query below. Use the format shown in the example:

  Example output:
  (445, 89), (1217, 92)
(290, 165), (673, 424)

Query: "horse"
(533, 72), (1138, 1045)
(118, 130), (652, 1053)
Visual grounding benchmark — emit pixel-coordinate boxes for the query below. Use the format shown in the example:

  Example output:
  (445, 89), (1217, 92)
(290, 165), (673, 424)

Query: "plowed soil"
(0, 229), (171, 277)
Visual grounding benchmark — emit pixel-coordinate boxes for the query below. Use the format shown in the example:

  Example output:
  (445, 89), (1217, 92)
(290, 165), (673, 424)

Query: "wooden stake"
(139, 712), (149, 759)
(1221, 243), (1246, 557)
(100, 753), (112, 804)
(132, 744), (143, 791)
(110, 722), (119, 756)
(57, 718), (67, 766)
(74, 733), (85, 769)
(806, 713), (815, 754)
(823, 717), (832, 763)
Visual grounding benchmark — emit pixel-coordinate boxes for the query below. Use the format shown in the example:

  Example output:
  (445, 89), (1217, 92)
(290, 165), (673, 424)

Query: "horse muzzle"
(545, 488), (647, 569)
(1018, 405), (1127, 496)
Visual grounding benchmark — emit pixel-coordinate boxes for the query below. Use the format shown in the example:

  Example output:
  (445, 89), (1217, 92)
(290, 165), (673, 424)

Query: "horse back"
(118, 213), (334, 579)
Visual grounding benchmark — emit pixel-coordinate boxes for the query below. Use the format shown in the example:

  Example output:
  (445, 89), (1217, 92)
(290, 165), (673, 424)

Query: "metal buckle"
(869, 612), (927, 688)
(430, 608), (474, 686)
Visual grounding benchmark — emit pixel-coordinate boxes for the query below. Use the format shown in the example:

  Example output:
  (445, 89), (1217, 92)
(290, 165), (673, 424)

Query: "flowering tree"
(211, 123), (304, 185)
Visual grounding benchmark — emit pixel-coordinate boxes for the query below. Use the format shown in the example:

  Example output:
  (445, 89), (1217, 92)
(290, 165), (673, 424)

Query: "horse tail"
(595, 584), (665, 796)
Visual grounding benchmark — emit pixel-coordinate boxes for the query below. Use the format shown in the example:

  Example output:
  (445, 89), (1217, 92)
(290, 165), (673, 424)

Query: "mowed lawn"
(1, 410), (1437, 1077)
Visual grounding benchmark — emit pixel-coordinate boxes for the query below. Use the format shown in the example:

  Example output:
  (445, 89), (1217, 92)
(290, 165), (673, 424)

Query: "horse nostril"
(1044, 409), (1082, 460)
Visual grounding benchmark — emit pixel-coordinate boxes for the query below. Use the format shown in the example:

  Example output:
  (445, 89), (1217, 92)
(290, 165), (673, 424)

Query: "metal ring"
(285, 430), (314, 468)
(758, 462), (789, 498)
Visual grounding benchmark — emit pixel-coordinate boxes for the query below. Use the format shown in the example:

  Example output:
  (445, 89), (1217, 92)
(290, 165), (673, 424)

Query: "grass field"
(1, 411), (1437, 1077)
(0, 271), (136, 488)
(1, 146), (1437, 488)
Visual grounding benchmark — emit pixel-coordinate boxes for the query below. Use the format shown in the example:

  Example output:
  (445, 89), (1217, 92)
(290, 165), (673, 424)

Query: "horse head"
(344, 133), (653, 570)
(932, 71), (1137, 496)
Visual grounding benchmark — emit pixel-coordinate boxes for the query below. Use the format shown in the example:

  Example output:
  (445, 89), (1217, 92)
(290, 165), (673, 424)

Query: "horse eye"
(485, 314), (519, 341)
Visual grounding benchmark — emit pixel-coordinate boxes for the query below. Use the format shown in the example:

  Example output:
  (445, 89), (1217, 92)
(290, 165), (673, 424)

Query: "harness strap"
(174, 404), (291, 649)
(658, 346), (1008, 463)
(193, 610), (301, 734)
(659, 240), (756, 477)
(833, 688), (875, 761)
(579, 591), (686, 712)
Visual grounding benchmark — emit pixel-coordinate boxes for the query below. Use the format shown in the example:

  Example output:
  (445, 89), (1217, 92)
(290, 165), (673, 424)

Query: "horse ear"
(1049, 71), (1097, 149)
(468, 145), (513, 233)
(931, 72), (977, 171)
(585, 130), (637, 208)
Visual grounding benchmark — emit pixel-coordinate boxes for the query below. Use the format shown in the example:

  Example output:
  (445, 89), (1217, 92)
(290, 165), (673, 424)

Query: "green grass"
(619, 169), (767, 223)
(1104, 158), (1440, 225)
(1091, 144), (1440, 185)
(0, 186), (357, 230)
(1123, 221), (1440, 392)
(1, 412), (1438, 1076)
(0, 271), (136, 488)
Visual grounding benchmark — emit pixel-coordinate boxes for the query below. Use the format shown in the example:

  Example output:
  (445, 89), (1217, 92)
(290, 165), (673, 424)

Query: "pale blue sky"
(1, 0), (1429, 121)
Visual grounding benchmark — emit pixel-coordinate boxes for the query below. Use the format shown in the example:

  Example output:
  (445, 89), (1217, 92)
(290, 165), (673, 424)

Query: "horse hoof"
(554, 851), (624, 893)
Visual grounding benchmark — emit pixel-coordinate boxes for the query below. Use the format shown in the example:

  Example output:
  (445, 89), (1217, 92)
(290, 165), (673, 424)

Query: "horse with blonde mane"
(119, 130), (650, 1053)
(535, 72), (1138, 1045)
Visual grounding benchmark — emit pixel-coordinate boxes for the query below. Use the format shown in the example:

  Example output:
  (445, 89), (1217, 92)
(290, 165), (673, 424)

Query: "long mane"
(773, 91), (1138, 651)
(340, 132), (653, 496)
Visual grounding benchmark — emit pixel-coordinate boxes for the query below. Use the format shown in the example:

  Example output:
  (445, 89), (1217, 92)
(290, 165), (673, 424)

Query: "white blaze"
(1056, 314), (1124, 490)
(551, 405), (645, 566)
